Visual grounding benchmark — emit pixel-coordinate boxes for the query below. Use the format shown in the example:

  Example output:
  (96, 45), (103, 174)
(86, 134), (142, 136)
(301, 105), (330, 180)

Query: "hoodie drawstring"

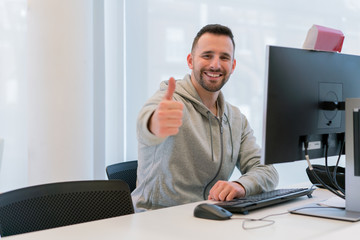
(224, 113), (234, 162)
(202, 111), (235, 199)
(207, 111), (215, 162)
(203, 111), (224, 199)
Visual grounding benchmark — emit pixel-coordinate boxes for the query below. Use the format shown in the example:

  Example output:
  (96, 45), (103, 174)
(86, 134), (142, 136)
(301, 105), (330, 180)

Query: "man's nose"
(209, 57), (221, 69)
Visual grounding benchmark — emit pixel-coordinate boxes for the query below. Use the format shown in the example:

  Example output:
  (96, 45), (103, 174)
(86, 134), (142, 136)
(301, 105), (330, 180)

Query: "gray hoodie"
(132, 74), (278, 212)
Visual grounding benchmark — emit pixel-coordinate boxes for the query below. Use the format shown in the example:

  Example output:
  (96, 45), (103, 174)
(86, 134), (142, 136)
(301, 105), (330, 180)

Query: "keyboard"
(215, 188), (314, 214)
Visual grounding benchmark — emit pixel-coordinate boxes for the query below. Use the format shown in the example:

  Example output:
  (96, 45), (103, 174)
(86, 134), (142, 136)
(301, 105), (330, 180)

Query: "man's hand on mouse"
(208, 181), (246, 201)
(148, 77), (184, 138)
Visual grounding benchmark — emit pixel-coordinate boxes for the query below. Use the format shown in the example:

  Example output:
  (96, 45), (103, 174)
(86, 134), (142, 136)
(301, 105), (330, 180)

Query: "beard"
(194, 68), (230, 92)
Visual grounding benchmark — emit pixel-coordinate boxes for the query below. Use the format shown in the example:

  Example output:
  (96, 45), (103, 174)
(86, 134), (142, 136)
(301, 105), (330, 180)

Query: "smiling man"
(132, 24), (279, 212)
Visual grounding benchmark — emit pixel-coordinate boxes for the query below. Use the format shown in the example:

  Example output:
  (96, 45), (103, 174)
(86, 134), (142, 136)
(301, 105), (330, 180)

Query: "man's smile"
(203, 71), (223, 79)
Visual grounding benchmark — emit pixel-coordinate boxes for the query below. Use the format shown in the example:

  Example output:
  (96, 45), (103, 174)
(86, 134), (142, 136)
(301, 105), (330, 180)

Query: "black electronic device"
(215, 188), (314, 214)
(261, 46), (360, 165)
(193, 203), (232, 220)
(261, 45), (360, 221)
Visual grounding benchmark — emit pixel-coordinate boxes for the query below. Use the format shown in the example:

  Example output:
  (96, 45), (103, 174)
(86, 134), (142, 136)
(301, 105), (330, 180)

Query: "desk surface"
(6, 188), (359, 240)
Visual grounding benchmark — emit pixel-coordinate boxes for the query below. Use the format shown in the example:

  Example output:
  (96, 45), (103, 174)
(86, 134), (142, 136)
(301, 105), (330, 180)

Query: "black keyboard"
(215, 188), (314, 214)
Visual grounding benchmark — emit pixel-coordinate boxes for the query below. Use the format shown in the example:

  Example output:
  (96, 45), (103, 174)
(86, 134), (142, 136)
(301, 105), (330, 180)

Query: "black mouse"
(194, 203), (232, 220)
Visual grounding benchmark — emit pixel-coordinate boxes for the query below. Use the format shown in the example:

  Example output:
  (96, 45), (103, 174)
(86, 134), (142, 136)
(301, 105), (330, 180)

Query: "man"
(132, 24), (278, 212)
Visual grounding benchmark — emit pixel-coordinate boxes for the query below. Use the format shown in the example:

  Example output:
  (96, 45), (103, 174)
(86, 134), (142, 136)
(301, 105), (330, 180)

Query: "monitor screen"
(261, 46), (360, 165)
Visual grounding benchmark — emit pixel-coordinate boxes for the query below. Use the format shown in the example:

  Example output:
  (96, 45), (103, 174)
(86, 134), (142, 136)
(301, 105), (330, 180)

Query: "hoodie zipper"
(203, 114), (225, 199)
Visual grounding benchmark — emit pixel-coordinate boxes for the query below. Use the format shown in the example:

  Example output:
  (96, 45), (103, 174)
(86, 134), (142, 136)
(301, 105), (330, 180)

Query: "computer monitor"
(261, 45), (360, 165)
(261, 45), (360, 221)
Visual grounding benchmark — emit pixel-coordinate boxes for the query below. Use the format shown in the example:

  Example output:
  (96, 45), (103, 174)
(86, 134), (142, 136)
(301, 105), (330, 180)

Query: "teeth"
(207, 72), (221, 77)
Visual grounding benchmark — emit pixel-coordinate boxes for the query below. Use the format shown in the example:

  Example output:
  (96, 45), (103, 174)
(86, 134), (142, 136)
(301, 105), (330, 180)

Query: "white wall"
(27, 0), (95, 185)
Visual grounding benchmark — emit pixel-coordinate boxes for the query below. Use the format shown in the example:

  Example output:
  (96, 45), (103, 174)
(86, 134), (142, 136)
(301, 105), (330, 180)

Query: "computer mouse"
(194, 203), (232, 220)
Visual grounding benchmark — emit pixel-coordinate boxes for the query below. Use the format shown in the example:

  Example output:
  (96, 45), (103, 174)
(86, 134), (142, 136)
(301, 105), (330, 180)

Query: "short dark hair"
(191, 24), (235, 53)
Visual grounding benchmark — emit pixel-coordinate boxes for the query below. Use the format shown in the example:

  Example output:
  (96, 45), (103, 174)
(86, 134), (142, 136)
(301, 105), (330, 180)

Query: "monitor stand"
(290, 98), (360, 222)
(289, 203), (360, 222)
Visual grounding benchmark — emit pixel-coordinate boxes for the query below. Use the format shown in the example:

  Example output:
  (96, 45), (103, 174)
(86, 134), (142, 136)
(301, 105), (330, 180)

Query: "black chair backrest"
(106, 160), (138, 192)
(0, 180), (134, 237)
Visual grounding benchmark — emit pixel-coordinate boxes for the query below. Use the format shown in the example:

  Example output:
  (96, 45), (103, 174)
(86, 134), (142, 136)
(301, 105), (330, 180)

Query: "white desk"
(6, 188), (359, 240)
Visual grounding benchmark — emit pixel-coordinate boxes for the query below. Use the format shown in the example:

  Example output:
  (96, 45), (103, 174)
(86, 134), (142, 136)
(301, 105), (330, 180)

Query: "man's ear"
(187, 53), (193, 69)
(231, 58), (236, 74)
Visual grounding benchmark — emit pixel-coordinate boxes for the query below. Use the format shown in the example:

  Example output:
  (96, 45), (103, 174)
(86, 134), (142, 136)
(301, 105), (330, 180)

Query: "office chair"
(106, 160), (138, 192)
(0, 180), (134, 237)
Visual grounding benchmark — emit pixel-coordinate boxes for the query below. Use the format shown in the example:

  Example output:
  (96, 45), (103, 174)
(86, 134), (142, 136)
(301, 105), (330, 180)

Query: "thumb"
(164, 77), (176, 100)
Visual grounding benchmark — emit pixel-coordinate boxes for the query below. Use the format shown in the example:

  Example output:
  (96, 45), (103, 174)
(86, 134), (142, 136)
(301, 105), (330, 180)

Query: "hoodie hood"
(159, 74), (226, 118)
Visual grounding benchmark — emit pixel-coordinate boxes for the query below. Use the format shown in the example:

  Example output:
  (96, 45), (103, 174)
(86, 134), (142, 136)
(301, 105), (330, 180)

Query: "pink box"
(303, 25), (345, 52)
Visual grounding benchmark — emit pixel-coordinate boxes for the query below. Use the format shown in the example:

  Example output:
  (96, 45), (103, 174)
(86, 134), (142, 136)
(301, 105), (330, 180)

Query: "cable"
(324, 135), (345, 194)
(332, 136), (345, 193)
(303, 138), (345, 199)
(304, 138), (344, 198)
(232, 211), (289, 230)
(322, 135), (345, 195)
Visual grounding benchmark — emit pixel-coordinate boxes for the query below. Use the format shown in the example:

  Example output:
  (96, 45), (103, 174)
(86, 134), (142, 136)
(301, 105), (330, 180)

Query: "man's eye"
(221, 56), (231, 61)
(202, 55), (211, 59)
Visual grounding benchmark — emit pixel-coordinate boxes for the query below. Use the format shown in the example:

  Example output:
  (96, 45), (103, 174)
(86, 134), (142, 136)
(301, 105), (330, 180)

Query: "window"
(1, 0), (360, 191)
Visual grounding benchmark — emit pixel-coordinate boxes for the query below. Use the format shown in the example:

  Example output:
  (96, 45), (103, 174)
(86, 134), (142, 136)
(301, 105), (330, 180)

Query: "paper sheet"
(317, 196), (345, 209)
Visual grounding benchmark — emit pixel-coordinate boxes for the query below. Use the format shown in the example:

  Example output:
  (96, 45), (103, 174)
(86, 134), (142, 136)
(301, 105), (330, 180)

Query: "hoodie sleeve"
(137, 80), (185, 146)
(137, 82), (169, 146)
(234, 114), (279, 196)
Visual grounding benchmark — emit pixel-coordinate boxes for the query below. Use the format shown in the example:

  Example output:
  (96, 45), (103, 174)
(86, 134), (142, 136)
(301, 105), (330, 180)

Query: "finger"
(161, 127), (180, 136)
(209, 181), (235, 201)
(225, 190), (237, 201)
(208, 183), (221, 201)
(157, 109), (183, 120)
(157, 118), (183, 128)
(158, 101), (184, 111)
(218, 188), (232, 201)
(164, 77), (176, 100)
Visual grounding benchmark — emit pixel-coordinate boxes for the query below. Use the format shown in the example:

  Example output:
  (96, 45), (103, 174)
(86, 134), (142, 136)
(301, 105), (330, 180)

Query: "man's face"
(187, 33), (236, 92)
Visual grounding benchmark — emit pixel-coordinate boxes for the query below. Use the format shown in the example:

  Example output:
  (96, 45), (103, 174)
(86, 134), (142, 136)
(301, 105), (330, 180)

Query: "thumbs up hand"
(148, 77), (184, 138)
